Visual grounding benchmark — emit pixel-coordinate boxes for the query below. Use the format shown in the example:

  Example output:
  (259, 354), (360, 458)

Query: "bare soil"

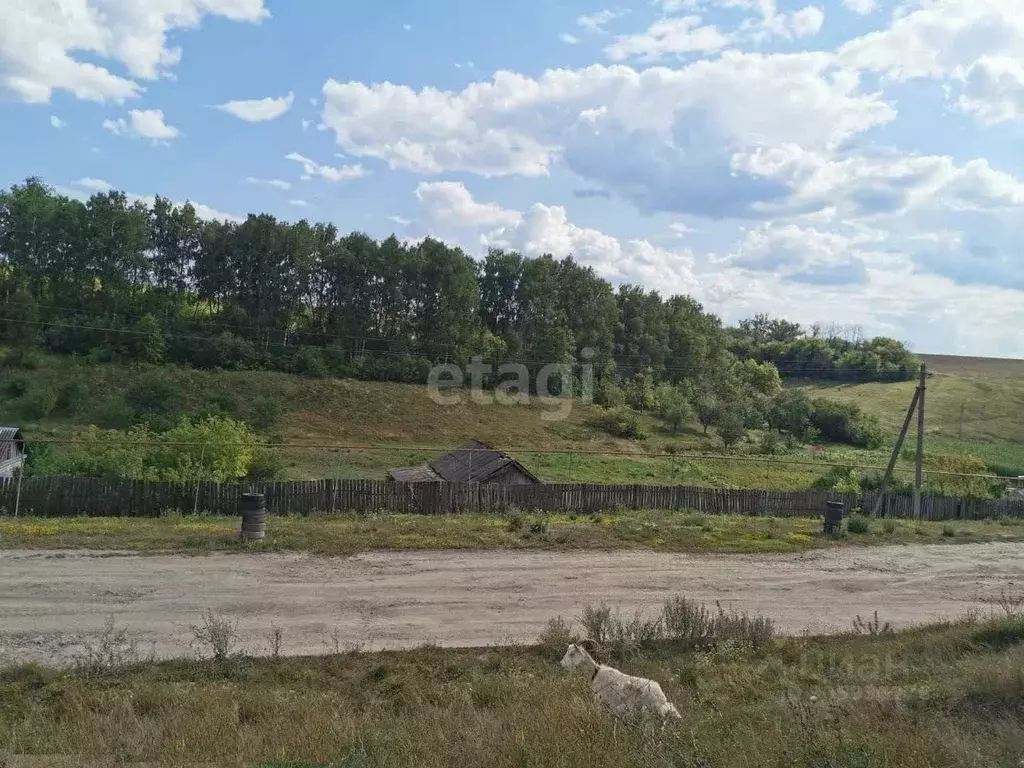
(2, 543), (1022, 666)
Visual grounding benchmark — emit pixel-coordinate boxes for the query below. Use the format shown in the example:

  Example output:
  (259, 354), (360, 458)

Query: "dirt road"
(2, 543), (1022, 665)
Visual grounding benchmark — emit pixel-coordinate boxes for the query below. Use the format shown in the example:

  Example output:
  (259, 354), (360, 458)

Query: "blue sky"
(3, 0), (1024, 356)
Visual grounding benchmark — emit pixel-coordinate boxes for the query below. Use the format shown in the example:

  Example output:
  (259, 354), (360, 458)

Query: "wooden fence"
(1, 476), (1023, 521)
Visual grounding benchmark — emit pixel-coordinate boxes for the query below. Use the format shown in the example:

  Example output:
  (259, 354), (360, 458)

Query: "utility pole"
(871, 387), (920, 518)
(913, 363), (927, 522)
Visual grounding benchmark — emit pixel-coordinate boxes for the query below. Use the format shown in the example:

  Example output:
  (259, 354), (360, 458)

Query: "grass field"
(3, 611), (1024, 767)
(3, 351), (1022, 487)
(1, 511), (1021, 555)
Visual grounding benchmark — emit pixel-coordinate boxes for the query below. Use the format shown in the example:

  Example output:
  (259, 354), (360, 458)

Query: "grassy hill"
(796, 354), (1024, 476)
(2, 350), (1021, 488)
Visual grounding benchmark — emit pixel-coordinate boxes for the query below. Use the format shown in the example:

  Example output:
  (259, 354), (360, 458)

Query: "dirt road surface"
(2, 543), (1022, 665)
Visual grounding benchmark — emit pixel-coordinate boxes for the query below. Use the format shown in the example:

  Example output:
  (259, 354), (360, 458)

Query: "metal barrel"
(240, 493), (267, 541)
(823, 500), (845, 534)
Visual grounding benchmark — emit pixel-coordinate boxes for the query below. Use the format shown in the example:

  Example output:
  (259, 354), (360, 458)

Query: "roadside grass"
(2, 613), (1024, 767)
(1, 511), (1022, 555)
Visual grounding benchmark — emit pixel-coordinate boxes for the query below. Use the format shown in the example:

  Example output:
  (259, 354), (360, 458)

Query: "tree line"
(0, 178), (917, 393)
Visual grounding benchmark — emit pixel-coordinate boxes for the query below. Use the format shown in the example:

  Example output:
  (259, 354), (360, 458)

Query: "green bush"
(294, 348), (330, 378)
(56, 380), (91, 416)
(4, 376), (29, 399)
(200, 391), (239, 419)
(942, 524), (956, 538)
(847, 515), (871, 534)
(98, 400), (135, 430)
(125, 370), (182, 418)
(21, 385), (58, 420)
(883, 519), (897, 534)
(717, 408), (747, 450)
(250, 396), (283, 432)
(597, 407), (649, 441)
(810, 399), (884, 449)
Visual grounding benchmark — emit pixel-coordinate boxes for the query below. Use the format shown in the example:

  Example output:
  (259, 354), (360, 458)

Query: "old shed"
(389, 440), (540, 485)
(0, 427), (26, 478)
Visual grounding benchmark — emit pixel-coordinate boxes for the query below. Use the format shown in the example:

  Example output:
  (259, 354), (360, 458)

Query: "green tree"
(656, 384), (694, 434)
(717, 408), (747, 450)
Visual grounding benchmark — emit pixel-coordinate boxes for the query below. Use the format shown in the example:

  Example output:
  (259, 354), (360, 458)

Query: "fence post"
(14, 467), (24, 518)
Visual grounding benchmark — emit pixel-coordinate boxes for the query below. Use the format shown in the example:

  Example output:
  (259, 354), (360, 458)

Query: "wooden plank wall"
(1, 476), (1023, 520)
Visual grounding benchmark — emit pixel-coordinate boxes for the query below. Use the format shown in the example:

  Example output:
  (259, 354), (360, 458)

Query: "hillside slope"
(2, 351), (1021, 486)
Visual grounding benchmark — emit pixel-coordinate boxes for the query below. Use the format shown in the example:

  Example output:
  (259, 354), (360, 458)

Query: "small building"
(389, 440), (541, 485)
(0, 427), (26, 479)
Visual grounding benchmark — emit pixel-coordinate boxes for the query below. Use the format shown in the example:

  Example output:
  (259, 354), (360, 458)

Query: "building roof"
(428, 440), (540, 484)
(0, 427), (24, 444)
(388, 440), (541, 484)
(388, 464), (443, 483)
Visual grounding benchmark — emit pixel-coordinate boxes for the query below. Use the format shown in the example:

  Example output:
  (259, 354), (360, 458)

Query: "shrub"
(883, 519), (897, 535)
(847, 515), (871, 535)
(537, 616), (576, 660)
(505, 510), (525, 532)
(21, 385), (58, 420)
(125, 370), (182, 418)
(758, 431), (781, 455)
(852, 611), (893, 636)
(663, 596), (712, 648)
(4, 376), (29, 399)
(942, 524), (956, 538)
(189, 610), (239, 661)
(56, 379), (91, 416)
(295, 347), (331, 378)
(810, 399), (884, 449)
(98, 400), (135, 430)
(971, 618), (1024, 650)
(250, 396), (283, 431)
(200, 391), (239, 419)
(246, 449), (285, 482)
(597, 407), (649, 441)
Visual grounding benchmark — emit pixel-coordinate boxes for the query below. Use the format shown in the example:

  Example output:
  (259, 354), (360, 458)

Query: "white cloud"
(103, 109), (180, 141)
(301, 119), (312, 131)
(734, 145), (1024, 217)
(730, 223), (869, 285)
(790, 6), (824, 38)
(288, 199), (308, 207)
(842, 0), (875, 14)
(560, 33), (581, 45)
(578, 10), (625, 32)
(216, 92), (294, 122)
(245, 177), (292, 190)
(285, 152), (367, 182)
(403, 23), (412, 31)
(49, 115), (67, 129)
(415, 181), (1024, 356)
(73, 177), (113, 193)
(0, 0), (268, 104)
(605, 16), (730, 62)
(836, 0), (1024, 124)
(319, 53), (894, 193)
(415, 180), (698, 288)
(416, 182), (523, 230)
(957, 57), (1024, 125)
(669, 222), (698, 236)
(387, 215), (412, 226)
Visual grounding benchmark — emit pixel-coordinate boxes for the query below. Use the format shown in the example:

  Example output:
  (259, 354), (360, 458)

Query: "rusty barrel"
(240, 493), (267, 541)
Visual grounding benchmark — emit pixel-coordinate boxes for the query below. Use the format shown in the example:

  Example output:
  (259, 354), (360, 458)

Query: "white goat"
(560, 640), (681, 721)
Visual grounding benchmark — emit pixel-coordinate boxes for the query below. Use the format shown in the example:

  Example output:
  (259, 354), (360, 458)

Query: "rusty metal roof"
(0, 427), (24, 443)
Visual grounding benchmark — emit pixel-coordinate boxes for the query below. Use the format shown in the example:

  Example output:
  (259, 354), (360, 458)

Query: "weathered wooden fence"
(1, 476), (1023, 520)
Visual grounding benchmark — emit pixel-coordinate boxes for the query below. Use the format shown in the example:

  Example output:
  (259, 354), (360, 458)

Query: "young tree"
(717, 408), (747, 450)
(656, 384), (694, 434)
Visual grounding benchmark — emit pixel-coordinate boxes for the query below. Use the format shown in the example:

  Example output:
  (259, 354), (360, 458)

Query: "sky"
(3, 0), (1024, 357)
